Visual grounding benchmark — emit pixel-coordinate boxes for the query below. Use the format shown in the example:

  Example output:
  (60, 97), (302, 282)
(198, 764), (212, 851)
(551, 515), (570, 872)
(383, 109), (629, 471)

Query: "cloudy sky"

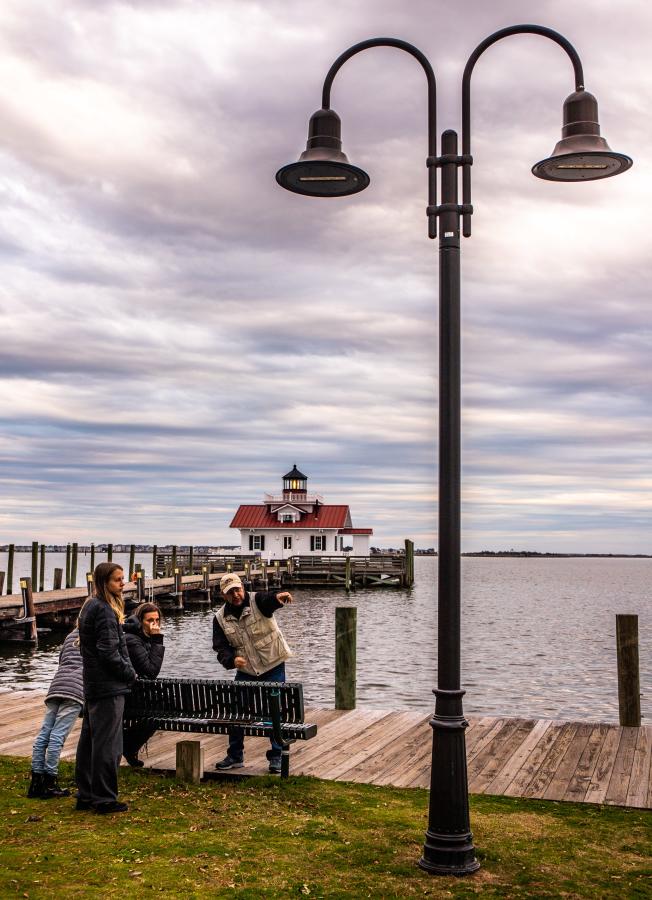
(0, 0), (649, 551)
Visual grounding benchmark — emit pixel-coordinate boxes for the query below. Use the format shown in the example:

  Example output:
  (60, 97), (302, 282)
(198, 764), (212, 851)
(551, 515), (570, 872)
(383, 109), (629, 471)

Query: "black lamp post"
(276, 25), (631, 877)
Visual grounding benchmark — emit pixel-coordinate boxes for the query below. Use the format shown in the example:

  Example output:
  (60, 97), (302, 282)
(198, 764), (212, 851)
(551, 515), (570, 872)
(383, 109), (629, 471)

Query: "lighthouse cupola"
(283, 464), (308, 500)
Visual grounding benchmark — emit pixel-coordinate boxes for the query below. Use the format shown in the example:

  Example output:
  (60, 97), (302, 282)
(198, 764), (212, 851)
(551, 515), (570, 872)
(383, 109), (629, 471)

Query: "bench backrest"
(125, 677), (305, 724)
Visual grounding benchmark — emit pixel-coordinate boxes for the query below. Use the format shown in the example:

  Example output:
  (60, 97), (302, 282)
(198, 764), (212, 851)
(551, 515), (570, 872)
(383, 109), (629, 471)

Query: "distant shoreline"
(1, 545), (650, 559)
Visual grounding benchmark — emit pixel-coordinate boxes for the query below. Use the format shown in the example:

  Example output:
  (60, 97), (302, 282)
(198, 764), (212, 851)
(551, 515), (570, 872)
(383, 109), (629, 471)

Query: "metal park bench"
(123, 676), (317, 778)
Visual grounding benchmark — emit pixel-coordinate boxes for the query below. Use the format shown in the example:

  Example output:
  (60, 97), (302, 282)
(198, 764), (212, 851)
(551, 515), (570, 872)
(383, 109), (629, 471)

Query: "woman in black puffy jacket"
(122, 602), (165, 766)
(75, 562), (136, 814)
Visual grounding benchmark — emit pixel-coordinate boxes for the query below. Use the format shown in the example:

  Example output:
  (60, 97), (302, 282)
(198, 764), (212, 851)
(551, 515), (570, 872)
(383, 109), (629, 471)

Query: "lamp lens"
(276, 160), (370, 197)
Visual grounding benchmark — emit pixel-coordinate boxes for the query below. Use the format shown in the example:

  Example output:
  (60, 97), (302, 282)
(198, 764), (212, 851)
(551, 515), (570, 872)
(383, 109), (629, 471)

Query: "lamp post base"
(419, 690), (480, 876)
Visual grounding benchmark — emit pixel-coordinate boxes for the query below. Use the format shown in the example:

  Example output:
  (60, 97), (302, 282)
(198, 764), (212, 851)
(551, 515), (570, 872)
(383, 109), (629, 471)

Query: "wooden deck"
(1, 691), (650, 809)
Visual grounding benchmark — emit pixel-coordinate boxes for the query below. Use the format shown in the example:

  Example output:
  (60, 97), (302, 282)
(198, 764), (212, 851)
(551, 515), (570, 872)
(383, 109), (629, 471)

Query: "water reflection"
(1, 556), (650, 724)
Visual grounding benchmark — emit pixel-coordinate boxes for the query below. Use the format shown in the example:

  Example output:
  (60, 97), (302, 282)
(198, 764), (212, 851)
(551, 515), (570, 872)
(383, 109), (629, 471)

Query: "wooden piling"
(0, 572), (4, 595)
(39, 544), (45, 592)
(128, 544), (135, 578)
(90, 543), (95, 573)
(19, 578), (38, 645)
(70, 542), (78, 588)
(30, 541), (38, 589)
(404, 538), (415, 587)
(335, 606), (357, 710)
(171, 546), (177, 575)
(344, 556), (352, 591)
(107, 543), (113, 562)
(86, 572), (94, 597)
(65, 544), (71, 588)
(176, 740), (203, 784)
(616, 614), (641, 727)
(152, 545), (158, 579)
(53, 568), (63, 590)
(6, 544), (14, 595)
(174, 569), (184, 609)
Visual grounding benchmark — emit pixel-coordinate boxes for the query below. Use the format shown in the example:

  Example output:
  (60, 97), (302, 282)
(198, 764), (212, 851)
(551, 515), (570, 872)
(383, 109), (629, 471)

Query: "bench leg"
(176, 740), (203, 784)
(281, 747), (290, 779)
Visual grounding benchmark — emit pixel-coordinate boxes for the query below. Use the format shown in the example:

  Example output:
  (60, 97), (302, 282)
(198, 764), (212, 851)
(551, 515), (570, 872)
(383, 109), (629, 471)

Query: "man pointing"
(212, 573), (294, 774)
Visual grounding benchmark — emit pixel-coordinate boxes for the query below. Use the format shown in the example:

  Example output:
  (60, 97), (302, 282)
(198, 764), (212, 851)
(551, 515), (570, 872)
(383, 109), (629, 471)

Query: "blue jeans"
(32, 699), (82, 775)
(228, 663), (286, 762)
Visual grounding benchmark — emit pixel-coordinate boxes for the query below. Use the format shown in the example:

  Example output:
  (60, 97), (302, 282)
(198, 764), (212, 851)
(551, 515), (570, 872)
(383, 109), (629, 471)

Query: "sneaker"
(268, 758), (282, 775)
(75, 798), (93, 811)
(94, 801), (128, 814)
(215, 755), (244, 770)
(124, 753), (144, 768)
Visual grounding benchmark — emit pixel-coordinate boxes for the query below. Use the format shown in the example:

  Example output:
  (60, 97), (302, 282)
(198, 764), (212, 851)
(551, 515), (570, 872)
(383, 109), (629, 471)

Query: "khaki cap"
(220, 573), (243, 595)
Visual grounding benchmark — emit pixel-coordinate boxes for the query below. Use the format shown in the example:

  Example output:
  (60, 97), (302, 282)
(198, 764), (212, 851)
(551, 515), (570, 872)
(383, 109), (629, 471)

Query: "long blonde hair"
(92, 562), (125, 623)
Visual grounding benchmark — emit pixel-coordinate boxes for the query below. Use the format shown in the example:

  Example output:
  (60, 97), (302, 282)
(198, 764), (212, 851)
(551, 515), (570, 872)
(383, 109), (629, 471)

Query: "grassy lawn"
(1, 756), (650, 898)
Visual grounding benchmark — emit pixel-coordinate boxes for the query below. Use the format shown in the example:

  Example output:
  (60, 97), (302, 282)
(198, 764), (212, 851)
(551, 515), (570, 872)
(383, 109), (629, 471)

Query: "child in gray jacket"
(28, 628), (84, 799)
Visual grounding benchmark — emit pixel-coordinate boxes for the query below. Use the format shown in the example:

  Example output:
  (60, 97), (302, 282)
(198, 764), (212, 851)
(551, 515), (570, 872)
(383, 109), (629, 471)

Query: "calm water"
(1, 554), (650, 723)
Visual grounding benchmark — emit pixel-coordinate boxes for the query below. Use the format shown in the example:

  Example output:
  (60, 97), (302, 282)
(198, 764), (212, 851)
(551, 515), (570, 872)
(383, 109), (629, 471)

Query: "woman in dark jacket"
(75, 562), (136, 814)
(122, 602), (165, 766)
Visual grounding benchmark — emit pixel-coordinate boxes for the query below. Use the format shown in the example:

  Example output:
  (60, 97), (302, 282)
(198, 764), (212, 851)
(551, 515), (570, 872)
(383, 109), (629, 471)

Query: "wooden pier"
(1, 691), (649, 809)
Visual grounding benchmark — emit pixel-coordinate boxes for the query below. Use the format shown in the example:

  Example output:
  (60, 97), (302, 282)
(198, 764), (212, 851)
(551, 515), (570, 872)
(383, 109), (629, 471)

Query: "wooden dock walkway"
(1, 691), (650, 809)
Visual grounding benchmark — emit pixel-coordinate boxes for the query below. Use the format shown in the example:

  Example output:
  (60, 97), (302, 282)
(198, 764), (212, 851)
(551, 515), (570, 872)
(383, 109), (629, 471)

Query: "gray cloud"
(0, 0), (649, 551)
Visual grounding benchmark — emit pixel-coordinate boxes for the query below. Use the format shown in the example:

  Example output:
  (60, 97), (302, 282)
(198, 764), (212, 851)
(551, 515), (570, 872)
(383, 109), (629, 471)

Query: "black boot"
(27, 771), (45, 798)
(40, 772), (71, 798)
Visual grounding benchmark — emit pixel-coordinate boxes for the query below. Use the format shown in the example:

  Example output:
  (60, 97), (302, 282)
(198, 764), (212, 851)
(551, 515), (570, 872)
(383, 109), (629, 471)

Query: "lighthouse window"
(283, 536), (292, 550)
(311, 535), (326, 551)
(282, 514), (294, 522)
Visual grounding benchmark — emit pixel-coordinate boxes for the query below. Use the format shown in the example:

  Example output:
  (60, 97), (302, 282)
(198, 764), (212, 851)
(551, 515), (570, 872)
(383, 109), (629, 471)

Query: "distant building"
(230, 465), (373, 560)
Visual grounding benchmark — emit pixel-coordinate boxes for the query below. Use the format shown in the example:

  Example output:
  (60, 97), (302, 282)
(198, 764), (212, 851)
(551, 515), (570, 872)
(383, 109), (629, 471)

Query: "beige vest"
(216, 593), (293, 677)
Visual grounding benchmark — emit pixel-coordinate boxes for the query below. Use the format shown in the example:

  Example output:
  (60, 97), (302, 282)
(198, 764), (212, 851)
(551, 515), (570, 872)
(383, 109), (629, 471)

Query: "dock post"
(31, 542), (38, 590)
(174, 568), (184, 609)
(136, 569), (145, 602)
(19, 578), (38, 645)
(335, 606), (357, 710)
(0, 572), (4, 595)
(202, 565), (210, 600)
(176, 740), (203, 784)
(53, 568), (63, 590)
(86, 572), (94, 597)
(90, 543), (95, 573)
(188, 546), (194, 575)
(107, 543), (113, 562)
(152, 545), (157, 579)
(6, 544), (14, 594)
(616, 614), (641, 727)
(171, 545), (178, 574)
(39, 544), (45, 592)
(71, 542), (78, 588)
(344, 556), (352, 592)
(65, 544), (71, 588)
(128, 545), (135, 579)
(404, 539), (415, 587)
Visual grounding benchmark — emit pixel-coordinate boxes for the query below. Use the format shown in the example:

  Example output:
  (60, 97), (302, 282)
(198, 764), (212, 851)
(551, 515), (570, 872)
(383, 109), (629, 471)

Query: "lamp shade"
(276, 108), (370, 197)
(532, 90), (632, 181)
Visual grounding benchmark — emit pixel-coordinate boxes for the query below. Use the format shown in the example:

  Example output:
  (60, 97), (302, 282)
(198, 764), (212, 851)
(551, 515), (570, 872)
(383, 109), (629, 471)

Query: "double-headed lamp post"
(276, 25), (631, 876)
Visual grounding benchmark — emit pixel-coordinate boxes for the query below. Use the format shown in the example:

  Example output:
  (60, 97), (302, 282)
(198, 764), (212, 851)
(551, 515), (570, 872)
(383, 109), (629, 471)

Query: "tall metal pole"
(419, 129), (478, 875)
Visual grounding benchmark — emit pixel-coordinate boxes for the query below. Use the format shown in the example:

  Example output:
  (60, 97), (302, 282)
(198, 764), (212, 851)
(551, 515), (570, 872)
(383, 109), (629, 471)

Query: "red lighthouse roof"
(230, 505), (351, 530)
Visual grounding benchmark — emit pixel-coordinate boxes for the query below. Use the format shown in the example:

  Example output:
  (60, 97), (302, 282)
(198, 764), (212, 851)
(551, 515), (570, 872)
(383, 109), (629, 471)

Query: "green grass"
(1, 756), (650, 898)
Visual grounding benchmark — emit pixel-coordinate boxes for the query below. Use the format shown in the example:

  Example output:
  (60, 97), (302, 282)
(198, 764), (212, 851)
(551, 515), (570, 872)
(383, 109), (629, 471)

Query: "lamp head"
(276, 108), (370, 197)
(532, 90), (632, 182)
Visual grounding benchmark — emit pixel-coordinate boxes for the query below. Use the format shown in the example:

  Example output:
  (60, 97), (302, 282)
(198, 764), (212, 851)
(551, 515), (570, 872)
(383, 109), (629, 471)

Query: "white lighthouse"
(230, 465), (373, 561)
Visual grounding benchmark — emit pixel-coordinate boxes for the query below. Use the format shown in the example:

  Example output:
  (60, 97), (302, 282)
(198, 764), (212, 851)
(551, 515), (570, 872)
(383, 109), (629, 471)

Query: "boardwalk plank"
(563, 722), (611, 803)
(484, 719), (553, 796)
(626, 726), (652, 809)
(605, 727), (639, 807)
(543, 722), (594, 802)
(523, 723), (579, 799)
(469, 720), (535, 793)
(584, 726), (622, 805)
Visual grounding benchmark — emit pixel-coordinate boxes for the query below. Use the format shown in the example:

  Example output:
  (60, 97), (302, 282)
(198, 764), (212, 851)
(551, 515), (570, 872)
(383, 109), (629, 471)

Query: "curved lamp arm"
(321, 38), (438, 238)
(461, 25), (585, 236)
